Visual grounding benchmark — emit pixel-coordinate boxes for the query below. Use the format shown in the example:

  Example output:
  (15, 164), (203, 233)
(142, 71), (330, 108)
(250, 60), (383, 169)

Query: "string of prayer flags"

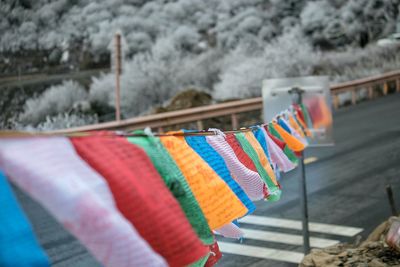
(0, 101), (321, 267)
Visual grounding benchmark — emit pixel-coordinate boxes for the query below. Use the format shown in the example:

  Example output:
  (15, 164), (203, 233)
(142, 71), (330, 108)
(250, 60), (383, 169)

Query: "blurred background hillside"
(1, 0), (400, 130)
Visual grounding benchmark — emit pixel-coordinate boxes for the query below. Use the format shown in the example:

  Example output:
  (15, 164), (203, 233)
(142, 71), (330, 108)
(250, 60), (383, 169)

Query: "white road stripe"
(242, 228), (339, 248)
(218, 242), (304, 264)
(239, 215), (363, 237)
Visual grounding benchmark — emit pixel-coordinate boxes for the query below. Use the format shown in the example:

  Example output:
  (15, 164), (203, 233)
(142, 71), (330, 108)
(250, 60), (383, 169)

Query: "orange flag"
(160, 134), (247, 230)
(272, 122), (305, 152)
(288, 114), (305, 138)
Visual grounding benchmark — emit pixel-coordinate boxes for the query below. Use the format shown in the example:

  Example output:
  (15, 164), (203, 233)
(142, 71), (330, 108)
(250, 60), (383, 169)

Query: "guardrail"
(55, 70), (400, 134)
(330, 70), (400, 109)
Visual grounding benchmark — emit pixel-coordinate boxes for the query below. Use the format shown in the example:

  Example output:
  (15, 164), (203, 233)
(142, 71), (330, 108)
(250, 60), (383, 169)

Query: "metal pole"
(299, 151), (310, 254)
(115, 33), (122, 121)
(386, 184), (398, 216)
(289, 87), (311, 254)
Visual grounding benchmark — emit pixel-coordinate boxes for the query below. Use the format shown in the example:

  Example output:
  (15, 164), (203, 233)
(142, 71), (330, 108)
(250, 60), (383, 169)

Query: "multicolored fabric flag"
(0, 137), (167, 267)
(184, 132), (255, 215)
(72, 135), (209, 267)
(206, 134), (265, 201)
(127, 134), (214, 246)
(160, 134), (248, 230)
(233, 133), (281, 201)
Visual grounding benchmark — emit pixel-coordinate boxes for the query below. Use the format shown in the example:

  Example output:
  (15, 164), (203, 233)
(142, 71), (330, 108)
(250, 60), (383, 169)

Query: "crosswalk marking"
(304, 157), (318, 164)
(239, 215), (363, 237)
(241, 228), (339, 248)
(218, 242), (304, 264)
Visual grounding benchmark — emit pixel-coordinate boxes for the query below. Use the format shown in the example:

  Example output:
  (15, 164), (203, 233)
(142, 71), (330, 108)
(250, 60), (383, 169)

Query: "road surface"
(11, 93), (400, 266)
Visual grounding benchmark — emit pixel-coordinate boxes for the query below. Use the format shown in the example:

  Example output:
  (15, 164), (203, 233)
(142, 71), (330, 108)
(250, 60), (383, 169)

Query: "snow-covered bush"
(340, 0), (398, 47)
(19, 80), (89, 126)
(214, 28), (320, 99)
(314, 45), (400, 83)
(300, 1), (346, 48)
(3, 0), (400, 130)
(16, 113), (98, 131)
(2, 0), (399, 56)
(89, 36), (222, 117)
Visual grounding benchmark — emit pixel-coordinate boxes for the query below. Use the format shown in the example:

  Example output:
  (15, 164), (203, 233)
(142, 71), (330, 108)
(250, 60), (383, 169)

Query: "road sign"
(261, 76), (334, 254)
(262, 76), (333, 146)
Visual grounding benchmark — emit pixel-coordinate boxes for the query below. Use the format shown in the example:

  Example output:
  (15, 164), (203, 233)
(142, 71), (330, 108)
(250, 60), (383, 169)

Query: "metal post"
(115, 33), (122, 121)
(386, 184), (398, 216)
(332, 94), (339, 110)
(368, 86), (374, 100)
(289, 87), (311, 254)
(397, 79), (400, 93)
(383, 82), (389, 96)
(231, 113), (239, 130)
(351, 89), (357, 105)
(299, 151), (311, 254)
(196, 120), (204, 130)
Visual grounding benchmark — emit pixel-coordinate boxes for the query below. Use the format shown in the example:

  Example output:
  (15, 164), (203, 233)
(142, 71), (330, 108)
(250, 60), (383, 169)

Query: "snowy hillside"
(2, 0), (400, 130)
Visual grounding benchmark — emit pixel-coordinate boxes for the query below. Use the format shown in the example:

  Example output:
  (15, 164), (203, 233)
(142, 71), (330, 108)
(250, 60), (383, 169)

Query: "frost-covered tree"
(340, 0), (399, 47)
(214, 27), (320, 99)
(16, 113), (98, 131)
(3, 0), (399, 55)
(5, 0), (400, 129)
(270, 0), (306, 18)
(19, 80), (90, 126)
(300, 1), (346, 48)
(89, 36), (221, 117)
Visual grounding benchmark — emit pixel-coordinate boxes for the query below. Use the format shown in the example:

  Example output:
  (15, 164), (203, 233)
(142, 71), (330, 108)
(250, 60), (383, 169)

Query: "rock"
(332, 260), (344, 266)
(300, 254), (315, 267)
(311, 251), (336, 266)
(369, 258), (387, 267)
(367, 242), (380, 249)
(338, 251), (348, 261)
(155, 88), (212, 113)
(300, 216), (400, 267)
(364, 221), (389, 243)
(346, 249), (356, 257)
(324, 244), (351, 255)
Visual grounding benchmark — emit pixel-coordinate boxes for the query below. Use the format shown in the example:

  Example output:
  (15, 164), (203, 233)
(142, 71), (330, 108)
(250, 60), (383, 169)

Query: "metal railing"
(330, 70), (400, 108)
(54, 70), (400, 134)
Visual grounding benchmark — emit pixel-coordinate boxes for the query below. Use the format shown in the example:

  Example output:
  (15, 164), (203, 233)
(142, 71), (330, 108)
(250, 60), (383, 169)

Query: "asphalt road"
(218, 93), (400, 266)
(11, 93), (400, 267)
